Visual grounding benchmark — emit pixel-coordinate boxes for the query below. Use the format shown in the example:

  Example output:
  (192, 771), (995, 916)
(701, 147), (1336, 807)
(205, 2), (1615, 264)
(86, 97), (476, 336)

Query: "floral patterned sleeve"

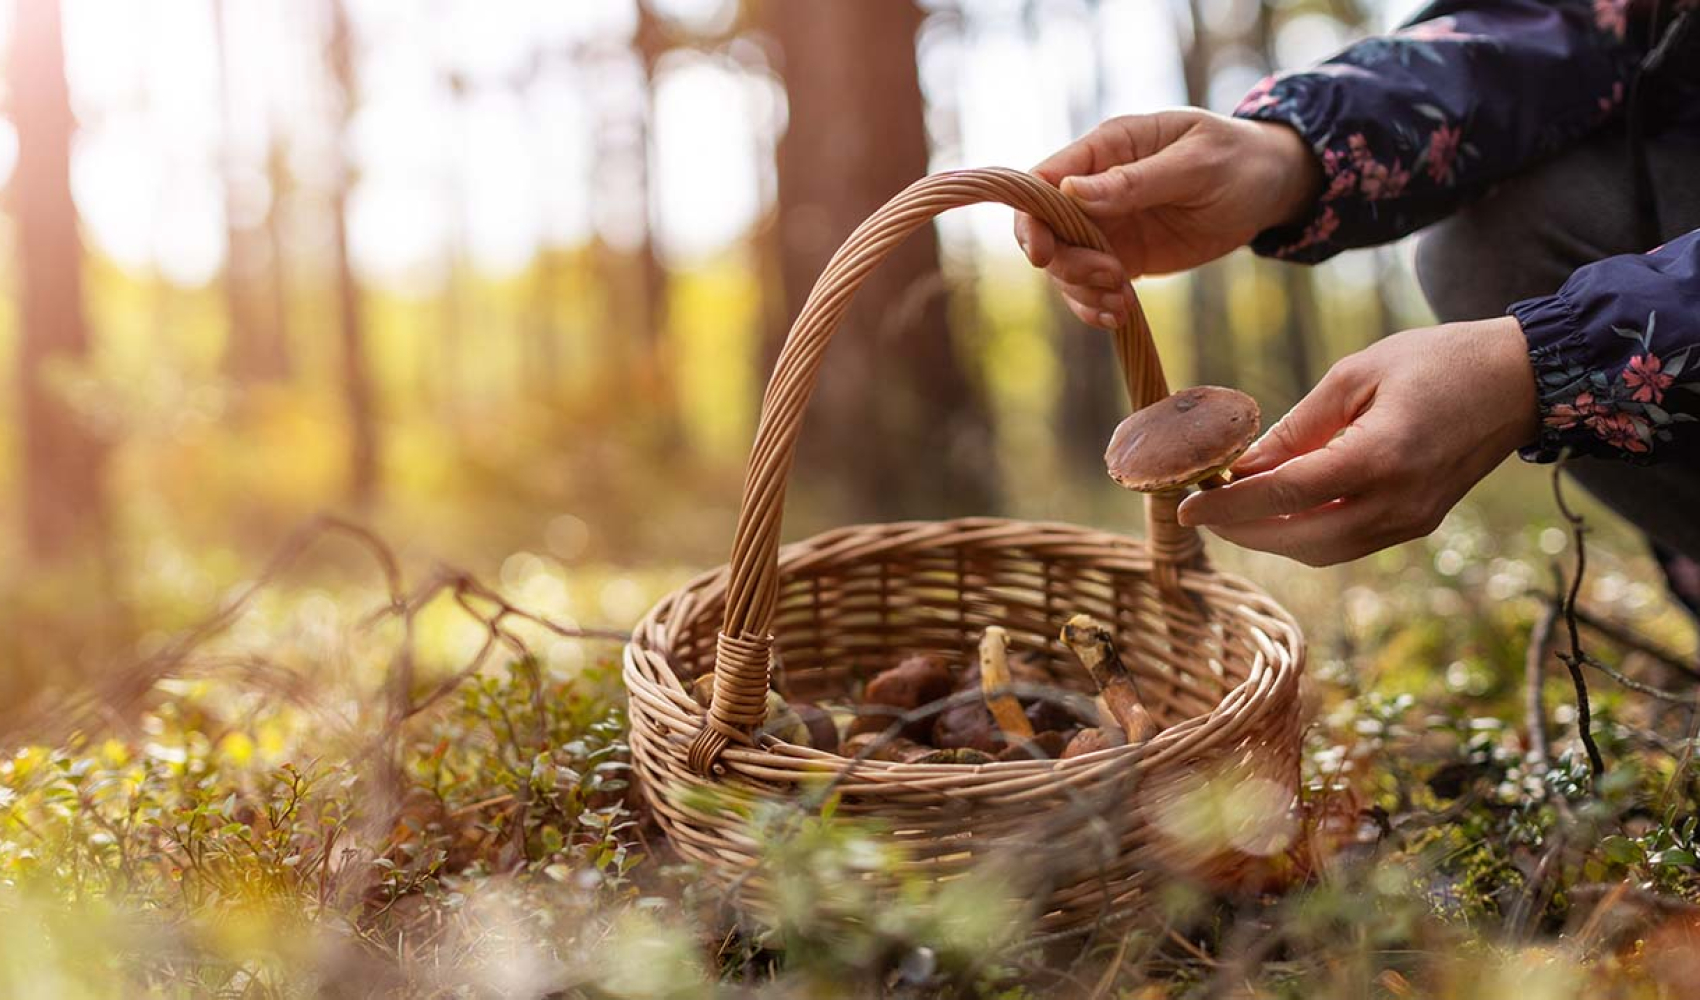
(1512, 230), (1700, 462)
(1231, 0), (1643, 262)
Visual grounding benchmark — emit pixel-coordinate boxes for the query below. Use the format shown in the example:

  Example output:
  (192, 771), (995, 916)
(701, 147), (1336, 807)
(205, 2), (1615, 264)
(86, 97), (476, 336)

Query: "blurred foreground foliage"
(1, 506), (1699, 998)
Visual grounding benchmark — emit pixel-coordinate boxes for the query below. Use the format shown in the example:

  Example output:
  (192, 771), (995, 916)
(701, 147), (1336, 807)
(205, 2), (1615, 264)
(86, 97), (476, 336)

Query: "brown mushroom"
(864, 654), (955, 707)
(1061, 726), (1127, 759)
(931, 702), (1002, 753)
(995, 730), (1071, 761)
(848, 654), (956, 740)
(689, 672), (716, 709)
(1060, 615), (1161, 743)
(910, 747), (996, 766)
(842, 732), (932, 763)
(1104, 385), (1260, 493)
(1009, 649), (1069, 688)
(756, 691), (812, 746)
(1025, 698), (1088, 735)
(792, 701), (840, 754)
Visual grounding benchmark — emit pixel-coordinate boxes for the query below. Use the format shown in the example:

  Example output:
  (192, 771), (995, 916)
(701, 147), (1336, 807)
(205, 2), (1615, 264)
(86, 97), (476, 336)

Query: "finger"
(1177, 435), (1374, 527)
(1033, 112), (1195, 184)
(1044, 246), (1126, 290)
(1233, 357), (1377, 476)
(1204, 498), (1395, 567)
(1060, 154), (1199, 214)
(1032, 128), (1114, 186)
(1014, 213), (1058, 267)
(1054, 279), (1134, 324)
(1060, 291), (1123, 330)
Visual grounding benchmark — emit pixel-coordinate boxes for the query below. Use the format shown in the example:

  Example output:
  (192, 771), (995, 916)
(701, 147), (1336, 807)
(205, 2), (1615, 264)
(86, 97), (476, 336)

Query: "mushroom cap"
(1104, 386), (1260, 492)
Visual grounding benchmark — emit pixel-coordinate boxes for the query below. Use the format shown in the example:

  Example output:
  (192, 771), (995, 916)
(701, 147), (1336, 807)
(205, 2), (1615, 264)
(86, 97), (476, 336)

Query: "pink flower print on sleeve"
(1593, 0), (1629, 39)
(1425, 124), (1462, 184)
(1623, 354), (1674, 403)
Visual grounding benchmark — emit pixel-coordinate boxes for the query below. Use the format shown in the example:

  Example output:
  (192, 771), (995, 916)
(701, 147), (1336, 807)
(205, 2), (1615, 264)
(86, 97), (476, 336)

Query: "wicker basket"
(624, 168), (1305, 935)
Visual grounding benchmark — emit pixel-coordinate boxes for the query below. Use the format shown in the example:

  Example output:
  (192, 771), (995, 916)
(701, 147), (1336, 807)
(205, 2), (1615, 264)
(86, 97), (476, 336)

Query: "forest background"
(3, 1), (1697, 996)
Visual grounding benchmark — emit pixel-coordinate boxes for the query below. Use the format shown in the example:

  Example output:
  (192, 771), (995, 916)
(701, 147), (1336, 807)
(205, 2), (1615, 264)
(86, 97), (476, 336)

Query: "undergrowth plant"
(0, 511), (1697, 998)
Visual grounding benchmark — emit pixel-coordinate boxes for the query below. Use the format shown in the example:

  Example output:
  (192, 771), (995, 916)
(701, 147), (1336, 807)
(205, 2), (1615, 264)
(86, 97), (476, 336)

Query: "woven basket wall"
(623, 168), (1306, 935)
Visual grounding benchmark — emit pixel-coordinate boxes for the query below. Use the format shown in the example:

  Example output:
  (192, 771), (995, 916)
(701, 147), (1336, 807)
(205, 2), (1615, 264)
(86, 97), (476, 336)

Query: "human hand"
(1014, 109), (1321, 329)
(1175, 318), (1540, 566)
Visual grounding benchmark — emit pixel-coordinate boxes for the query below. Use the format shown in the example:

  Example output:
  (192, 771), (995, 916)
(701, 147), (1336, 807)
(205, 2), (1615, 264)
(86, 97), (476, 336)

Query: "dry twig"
(1524, 601), (1558, 771)
(1550, 460), (1606, 781)
(1571, 882), (1700, 916)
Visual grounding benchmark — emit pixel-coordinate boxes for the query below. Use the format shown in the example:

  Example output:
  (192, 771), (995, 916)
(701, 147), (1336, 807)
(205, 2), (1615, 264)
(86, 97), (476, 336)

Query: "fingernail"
(1176, 496), (1200, 527)
(1234, 439), (1267, 472)
(1100, 291), (1124, 311)
(1018, 237), (1029, 257)
(1096, 311), (1117, 329)
(1063, 175), (1101, 200)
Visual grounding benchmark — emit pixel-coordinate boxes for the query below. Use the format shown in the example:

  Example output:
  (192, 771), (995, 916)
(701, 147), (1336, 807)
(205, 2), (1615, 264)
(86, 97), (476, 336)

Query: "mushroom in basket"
(1059, 614), (1161, 756)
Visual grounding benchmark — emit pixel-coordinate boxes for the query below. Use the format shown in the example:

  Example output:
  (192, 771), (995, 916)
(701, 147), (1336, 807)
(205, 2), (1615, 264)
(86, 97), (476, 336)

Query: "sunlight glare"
(652, 53), (765, 264)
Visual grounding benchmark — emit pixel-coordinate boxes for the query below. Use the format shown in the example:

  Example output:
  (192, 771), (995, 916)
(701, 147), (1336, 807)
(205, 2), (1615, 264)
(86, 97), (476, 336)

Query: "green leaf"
(1599, 835), (1643, 865)
(1650, 847), (1696, 868)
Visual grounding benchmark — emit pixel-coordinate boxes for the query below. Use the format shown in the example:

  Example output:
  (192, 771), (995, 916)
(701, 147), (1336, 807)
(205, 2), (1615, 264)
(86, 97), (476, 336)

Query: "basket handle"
(687, 167), (1200, 774)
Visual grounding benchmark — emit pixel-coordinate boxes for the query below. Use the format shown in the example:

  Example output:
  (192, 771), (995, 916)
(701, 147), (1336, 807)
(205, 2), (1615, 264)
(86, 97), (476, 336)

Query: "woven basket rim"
(626, 515), (1305, 774)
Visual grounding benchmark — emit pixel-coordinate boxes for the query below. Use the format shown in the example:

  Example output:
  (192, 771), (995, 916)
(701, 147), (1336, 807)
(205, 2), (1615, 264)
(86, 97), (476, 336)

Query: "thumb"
(1061, 156), (1192, 213)
(1234, 361), (1374, 476)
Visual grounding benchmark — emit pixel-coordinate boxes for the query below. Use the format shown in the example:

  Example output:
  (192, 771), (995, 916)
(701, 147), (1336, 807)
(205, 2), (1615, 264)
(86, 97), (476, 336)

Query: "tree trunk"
(1050, 0), (1127, 476)
(765, 0), (997, 519)
(262, 141), (294, 376)
(626, 2), (681, 451)
(1274, 267), (1320, 406)
(213, 0), (291, 383)
(1179, 0), (1236, 389)
(1255, 0), (1317, 406)
(10, 0), (110, 563)
(327, 0), (379, 509)
(527, 247), (564, 398)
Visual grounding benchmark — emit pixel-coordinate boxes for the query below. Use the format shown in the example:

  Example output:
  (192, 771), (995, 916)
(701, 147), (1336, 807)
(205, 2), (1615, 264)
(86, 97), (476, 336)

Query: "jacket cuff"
(1233, 74), (1345, 264)
(1510, 292), (1588, 463)
(1511, 291), (1689, 463)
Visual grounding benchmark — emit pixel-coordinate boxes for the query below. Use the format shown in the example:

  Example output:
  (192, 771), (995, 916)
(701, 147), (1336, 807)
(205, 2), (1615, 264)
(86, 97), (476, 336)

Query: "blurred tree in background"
(325, 0), (380, 509)
(213, 0), (292, 384)
(10, 0), (109, 566)
(766, 0), (998, 518)
(0, 0), (1429, 691)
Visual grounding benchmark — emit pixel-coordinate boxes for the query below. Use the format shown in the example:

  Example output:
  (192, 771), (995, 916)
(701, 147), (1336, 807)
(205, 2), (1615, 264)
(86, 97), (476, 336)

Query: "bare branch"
(1550, 458), (1606, 781)
(1524, 600), (1558, 770)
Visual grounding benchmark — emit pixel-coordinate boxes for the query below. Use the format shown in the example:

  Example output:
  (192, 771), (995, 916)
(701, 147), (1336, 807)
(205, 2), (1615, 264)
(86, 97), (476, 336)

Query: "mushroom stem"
(978, 626), (1035, 741)
(1060, 614), (1161, 743)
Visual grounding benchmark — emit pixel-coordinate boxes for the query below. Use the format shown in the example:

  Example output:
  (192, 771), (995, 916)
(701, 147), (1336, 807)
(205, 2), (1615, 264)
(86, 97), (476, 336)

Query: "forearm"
(1233, 0), (1645, 262)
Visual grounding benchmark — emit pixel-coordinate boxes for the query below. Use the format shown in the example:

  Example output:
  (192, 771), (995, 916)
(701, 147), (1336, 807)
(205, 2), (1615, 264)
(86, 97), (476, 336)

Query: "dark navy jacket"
(1234, 0), (1700, 463)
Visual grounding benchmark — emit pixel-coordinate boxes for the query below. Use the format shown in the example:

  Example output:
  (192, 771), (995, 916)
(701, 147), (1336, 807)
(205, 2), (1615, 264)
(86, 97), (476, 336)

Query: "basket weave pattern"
(623, 169), (1305, 933)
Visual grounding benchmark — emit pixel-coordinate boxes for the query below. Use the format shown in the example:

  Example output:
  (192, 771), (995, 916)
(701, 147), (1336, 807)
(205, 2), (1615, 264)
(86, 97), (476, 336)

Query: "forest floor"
(4, 476), (1700, 999)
